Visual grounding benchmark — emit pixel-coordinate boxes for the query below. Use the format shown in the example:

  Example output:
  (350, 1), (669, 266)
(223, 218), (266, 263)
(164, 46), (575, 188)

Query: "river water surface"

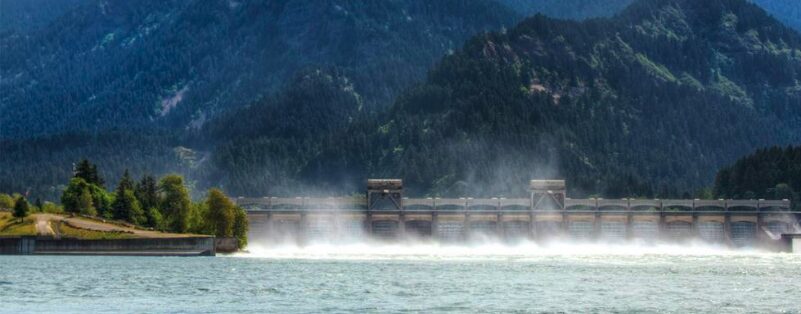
(2, 242), (800, 313)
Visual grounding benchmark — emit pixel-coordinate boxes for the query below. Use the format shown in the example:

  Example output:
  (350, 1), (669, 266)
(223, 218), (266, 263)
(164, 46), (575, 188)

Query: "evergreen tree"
(111, 170), (145, 224)
(117, 170), (134, 192)
(73, 159), (105, 188)
(135, 175), (160, 212)
(74, 159), (92, 181)
(120, 190), (145, 225)
(13, 196), (30, 221)
(34, 197), (43, 211)
(135, 174), (162, 227)
(90, 164), (104, 187)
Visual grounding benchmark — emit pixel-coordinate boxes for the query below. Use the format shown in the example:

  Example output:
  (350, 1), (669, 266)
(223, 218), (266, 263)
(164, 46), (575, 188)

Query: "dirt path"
(34, 216), (56, 236)
(34, 214), (194, 238)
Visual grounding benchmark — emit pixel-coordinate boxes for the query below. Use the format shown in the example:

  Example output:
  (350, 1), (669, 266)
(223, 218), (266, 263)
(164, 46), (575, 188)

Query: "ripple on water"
(1, 246), (801, 313)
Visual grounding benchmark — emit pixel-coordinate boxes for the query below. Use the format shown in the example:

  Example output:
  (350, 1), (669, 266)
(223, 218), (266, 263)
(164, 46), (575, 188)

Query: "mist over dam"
(238, 180), (801, 250)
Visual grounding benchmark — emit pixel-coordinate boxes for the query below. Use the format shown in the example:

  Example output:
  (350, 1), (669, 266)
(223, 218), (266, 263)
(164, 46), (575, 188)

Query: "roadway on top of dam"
(237, 197), (794, 213)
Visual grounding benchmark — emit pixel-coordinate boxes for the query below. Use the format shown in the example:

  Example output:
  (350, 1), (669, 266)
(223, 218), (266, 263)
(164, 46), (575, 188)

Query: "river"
(2, 241), (800, 313)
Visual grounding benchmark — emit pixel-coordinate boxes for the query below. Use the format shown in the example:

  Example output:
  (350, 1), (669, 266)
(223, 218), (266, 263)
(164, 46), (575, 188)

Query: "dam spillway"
(238, 179), (801, 249)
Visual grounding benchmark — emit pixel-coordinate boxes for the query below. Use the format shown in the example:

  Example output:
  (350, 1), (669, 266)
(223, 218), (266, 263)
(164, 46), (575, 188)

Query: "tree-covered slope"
(0, 0), (518, 139)
(0, 0), (89, 33)
(294, 0), (801, 197)
(8, 0), (800, 140)
(714, 146), (801, 209)
(4, 0), (801, 201)
(203, 69), (367, 195)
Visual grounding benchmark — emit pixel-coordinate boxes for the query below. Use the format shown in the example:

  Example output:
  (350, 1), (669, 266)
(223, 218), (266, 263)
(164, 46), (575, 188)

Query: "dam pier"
(238, 180), (801, 250)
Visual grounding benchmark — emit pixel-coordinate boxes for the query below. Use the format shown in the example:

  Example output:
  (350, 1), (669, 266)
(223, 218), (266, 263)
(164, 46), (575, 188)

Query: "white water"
(237, 239), (771, 260)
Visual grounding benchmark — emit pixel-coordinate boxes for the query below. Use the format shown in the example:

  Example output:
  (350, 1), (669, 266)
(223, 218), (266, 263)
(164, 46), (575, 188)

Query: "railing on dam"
(237, 197), (367, 211)
(238, 197), (793, 213)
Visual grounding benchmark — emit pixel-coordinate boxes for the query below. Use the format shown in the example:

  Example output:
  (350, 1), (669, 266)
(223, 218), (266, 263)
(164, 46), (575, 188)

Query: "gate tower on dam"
(238, 179), (801, 249)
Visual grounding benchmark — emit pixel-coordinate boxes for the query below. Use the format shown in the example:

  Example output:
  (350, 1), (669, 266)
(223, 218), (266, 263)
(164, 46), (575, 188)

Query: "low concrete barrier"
(214, 237), (239, 253)
(0, 236), (216, 256)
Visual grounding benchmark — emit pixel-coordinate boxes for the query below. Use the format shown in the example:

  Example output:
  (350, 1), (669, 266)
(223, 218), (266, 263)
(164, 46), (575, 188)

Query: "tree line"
(714, 145), (801, 209)
(53, 159), (248, 248)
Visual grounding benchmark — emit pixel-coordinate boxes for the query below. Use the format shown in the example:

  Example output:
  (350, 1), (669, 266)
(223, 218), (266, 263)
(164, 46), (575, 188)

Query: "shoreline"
(0, 236), (233, 256)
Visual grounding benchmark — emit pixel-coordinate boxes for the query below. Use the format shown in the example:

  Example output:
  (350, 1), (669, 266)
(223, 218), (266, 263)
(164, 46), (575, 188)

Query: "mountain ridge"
(0, 0), (519, 139)
(2, 0), (801, 201)
(5, 0), (801, 140)
(288, 0), (801, 197)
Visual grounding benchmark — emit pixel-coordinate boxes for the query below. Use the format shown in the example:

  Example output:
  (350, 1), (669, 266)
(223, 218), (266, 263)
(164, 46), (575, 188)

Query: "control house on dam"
(237, 180), (801, 249)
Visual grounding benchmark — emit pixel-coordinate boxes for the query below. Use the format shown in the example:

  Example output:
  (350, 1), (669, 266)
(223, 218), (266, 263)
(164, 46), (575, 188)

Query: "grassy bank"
(0, 212), (36, 236)
(54, 221), (138, 240)
(0, 211), (197, 240)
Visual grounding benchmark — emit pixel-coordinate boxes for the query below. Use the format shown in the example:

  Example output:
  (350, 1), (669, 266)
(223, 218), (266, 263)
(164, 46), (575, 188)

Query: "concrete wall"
(0, 237), (29, 254)
(214, 237), (239, 253)
(246, 209), (800, 250)
(0, 237), (216, 256)
(779, 234), (801, 253)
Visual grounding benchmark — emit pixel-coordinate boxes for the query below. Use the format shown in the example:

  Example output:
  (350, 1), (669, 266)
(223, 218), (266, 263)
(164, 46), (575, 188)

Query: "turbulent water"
(2, 241), (801, 313)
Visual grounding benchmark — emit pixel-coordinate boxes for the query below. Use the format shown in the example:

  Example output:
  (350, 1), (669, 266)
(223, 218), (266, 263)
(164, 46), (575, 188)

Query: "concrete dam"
(238, 180), (801, 249)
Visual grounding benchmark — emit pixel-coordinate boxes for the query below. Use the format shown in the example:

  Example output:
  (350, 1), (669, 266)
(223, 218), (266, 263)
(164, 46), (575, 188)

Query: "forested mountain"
(204, 69), (367, 195)
(714, 146), (801, 209)
(3, 0), (801, 201)
(0, 0), (519, 138)
(0, 0), (656, 199)
(0, 0), (89, 33)
(249, 0), (801, 198)
(5, 0), (801, 140)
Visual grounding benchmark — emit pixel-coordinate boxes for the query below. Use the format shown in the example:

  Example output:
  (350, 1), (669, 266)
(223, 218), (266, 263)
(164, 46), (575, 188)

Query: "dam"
(237, 180), (801, 249)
